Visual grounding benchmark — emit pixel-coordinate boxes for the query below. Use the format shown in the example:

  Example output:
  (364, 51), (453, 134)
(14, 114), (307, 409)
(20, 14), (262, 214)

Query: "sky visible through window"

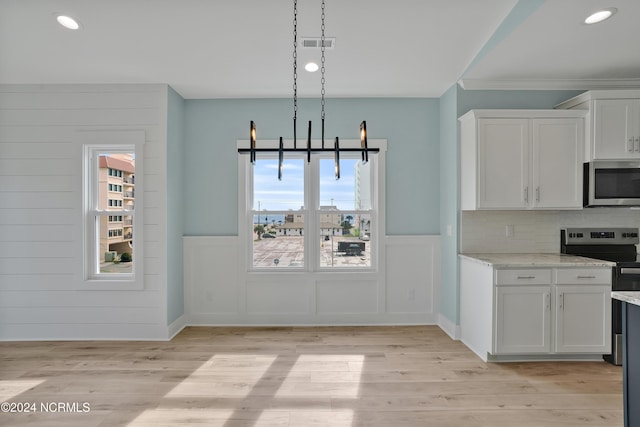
(253, 158), (360, 211)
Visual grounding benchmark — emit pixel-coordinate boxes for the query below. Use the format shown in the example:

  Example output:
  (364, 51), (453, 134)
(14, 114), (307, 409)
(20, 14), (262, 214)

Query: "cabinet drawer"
(555, 268), (611, 285)
(496, 269), (552, 285)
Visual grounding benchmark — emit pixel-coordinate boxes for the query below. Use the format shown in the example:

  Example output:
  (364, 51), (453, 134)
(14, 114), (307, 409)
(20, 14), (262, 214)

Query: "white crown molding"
(458, 78), (640, 91)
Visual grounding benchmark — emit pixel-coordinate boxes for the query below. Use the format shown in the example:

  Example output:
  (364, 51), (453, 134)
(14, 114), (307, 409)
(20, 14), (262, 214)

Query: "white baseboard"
(438, 313), (461, 340)
(167, 314), (187, 340)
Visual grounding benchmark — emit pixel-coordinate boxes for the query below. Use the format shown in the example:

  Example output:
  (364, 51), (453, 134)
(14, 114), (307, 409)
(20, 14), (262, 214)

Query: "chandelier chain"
(243, 0), (371, 181)
(293, 0), (298, 122)
(320, 0), (326, 120)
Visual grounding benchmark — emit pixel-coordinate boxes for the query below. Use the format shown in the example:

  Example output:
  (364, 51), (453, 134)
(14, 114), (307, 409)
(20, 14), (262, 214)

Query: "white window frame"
(82, 131), (144, 290)
(238, 138), (386, 273)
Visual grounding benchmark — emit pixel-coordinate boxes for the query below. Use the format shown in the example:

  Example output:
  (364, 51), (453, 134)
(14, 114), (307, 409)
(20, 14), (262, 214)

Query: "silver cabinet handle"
(577, 275), (596, 279)
(536, 187), (540, 202)
(559, 293), (564, 311)
(517, 276), (536, 279)
(524, 187), (529, 203)
(620, 268), (640, 275)
(635, 136), (640, 152)
(629, 138), (635, 152)
(546, 293), (550, 311)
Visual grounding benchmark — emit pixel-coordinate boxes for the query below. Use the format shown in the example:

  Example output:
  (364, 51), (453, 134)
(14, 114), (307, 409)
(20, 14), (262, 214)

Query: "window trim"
(82, 131), (144, 290)
(238, 138), (386, 274)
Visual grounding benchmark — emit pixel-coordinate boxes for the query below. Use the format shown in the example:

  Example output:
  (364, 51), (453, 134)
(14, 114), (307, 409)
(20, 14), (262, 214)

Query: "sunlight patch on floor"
(126, 408), (236, 427)
(276, 354), (364, 398)
(0, 379), (45, 401)
(165, 354), (277, 398)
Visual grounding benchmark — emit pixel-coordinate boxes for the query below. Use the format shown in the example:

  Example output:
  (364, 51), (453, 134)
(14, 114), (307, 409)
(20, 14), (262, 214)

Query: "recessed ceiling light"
(305, 62), (319, 72)
(584, 7), (617, 24)
(56, 15), (80, 30)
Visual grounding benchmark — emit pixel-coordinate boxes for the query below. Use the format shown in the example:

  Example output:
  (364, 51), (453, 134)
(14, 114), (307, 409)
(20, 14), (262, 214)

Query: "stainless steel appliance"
(561, 227), (640, 365)
(584, 161), (640, 207)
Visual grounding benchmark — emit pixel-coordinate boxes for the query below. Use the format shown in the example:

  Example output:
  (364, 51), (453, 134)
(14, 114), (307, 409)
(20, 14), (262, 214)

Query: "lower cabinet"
(555, 284), (611, 353)
(495, 285), (551, 354)
(460, 258), (611, 361)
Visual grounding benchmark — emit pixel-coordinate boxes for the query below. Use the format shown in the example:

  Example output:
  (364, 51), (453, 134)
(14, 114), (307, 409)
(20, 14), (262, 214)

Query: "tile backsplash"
(460, 209), (640, 254)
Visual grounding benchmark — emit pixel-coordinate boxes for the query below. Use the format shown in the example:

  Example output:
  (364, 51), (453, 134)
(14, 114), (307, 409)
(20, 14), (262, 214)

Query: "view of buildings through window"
(98, 153), (135, 274)
(252, 156), (374, 269)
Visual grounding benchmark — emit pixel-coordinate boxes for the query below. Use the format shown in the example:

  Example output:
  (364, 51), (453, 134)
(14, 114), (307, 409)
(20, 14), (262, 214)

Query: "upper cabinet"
(460, 110), (585, 211)
(556, 90), (640, 160)
(593, 99), (640, 159)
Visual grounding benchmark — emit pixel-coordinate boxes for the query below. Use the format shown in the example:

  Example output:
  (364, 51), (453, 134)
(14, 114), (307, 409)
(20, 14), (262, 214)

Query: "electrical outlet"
(505, 225), (514, 237)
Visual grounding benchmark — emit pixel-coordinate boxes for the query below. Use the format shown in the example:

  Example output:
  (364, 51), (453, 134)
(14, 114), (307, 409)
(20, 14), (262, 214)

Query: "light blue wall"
(439, 84), (460, 325)
(463, 0), (544, 75)
(457, 90), (584, 115)
(167, 87), (185, 325)
(184, 98), (440, 236)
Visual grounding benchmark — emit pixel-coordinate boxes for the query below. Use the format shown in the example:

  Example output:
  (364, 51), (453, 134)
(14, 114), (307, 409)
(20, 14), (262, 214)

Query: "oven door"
(585, 161), (640, 207)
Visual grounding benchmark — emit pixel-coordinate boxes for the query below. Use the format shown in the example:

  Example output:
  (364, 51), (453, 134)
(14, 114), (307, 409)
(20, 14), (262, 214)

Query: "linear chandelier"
(238, 0), (378, 180)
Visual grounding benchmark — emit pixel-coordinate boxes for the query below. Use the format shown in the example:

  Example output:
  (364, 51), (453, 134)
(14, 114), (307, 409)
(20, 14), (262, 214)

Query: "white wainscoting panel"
(316, 280), (379, 314)
(386, 236), (440, 315)
(184, 237), (239, 315)
(247, 281), (311, 315)
(184, 235), (440, 325)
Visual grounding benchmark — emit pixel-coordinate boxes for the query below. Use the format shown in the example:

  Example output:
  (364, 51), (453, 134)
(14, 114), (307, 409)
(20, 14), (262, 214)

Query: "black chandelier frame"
(239, 0), (377, 180)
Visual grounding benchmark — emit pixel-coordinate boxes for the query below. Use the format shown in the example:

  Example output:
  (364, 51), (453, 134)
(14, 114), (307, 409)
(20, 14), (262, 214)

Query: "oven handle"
(620, 268), (640, 275)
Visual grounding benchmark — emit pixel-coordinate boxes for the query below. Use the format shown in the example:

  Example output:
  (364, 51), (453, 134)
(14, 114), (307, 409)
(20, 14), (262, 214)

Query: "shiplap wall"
(0, 84), (169, 340)
(184, 235), (440, 325)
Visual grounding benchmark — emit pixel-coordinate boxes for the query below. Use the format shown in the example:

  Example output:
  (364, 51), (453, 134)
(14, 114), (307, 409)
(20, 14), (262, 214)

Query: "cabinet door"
(555, 285), (611, 353)
(495, 285), (551, 354)
(477, 119), (529, 209)
(532, 118), (584, 208)
(593, 99), (640, 159)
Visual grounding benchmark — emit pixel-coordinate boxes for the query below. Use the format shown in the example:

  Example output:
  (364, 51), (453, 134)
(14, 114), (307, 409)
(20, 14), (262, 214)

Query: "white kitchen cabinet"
(532, 119), (584, 208)
(459, 255), (612, 362)
(593, 99), (640, 159)
(554, 268), (611, 353)
(476, 118), (529, 209)
(495, 285), (551, 354)
(460, 110), (585, 210)
(556, 90), (640, 161)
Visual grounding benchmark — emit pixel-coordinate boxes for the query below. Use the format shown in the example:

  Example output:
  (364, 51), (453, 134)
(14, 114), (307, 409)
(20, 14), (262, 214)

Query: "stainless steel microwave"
(584, 161), (640, 207)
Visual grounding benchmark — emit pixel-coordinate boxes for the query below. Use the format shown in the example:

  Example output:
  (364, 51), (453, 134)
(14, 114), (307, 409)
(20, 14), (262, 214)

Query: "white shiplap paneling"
(0, 84), (169, 340)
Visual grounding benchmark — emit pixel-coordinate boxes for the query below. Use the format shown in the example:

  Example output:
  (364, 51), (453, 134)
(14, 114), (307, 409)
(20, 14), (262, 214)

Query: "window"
(252, 157), (305, 268)
(84, 141), (142, 286)
(108, 229), (124, 238)
(241, 138), (385, 272)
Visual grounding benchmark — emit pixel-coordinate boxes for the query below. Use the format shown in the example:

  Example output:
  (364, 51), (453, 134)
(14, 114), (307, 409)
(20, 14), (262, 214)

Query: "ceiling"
(0, 0), (639, 99)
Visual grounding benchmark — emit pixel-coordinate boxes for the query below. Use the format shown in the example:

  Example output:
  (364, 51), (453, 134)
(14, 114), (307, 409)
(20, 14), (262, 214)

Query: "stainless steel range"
(561, 227), (640, 365)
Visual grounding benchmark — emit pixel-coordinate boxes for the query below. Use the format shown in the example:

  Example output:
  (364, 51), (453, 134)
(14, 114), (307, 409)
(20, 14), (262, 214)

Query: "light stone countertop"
(459, 253), (616, 268)
(612, 291), (640, 307)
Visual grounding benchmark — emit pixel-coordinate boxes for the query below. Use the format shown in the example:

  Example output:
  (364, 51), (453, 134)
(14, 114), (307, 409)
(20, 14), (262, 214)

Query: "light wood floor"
(0, 326), (623, 426)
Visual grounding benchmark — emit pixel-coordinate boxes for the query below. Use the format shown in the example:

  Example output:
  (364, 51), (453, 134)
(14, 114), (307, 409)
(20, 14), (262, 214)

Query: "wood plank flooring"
(0, 326), (623, 426)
